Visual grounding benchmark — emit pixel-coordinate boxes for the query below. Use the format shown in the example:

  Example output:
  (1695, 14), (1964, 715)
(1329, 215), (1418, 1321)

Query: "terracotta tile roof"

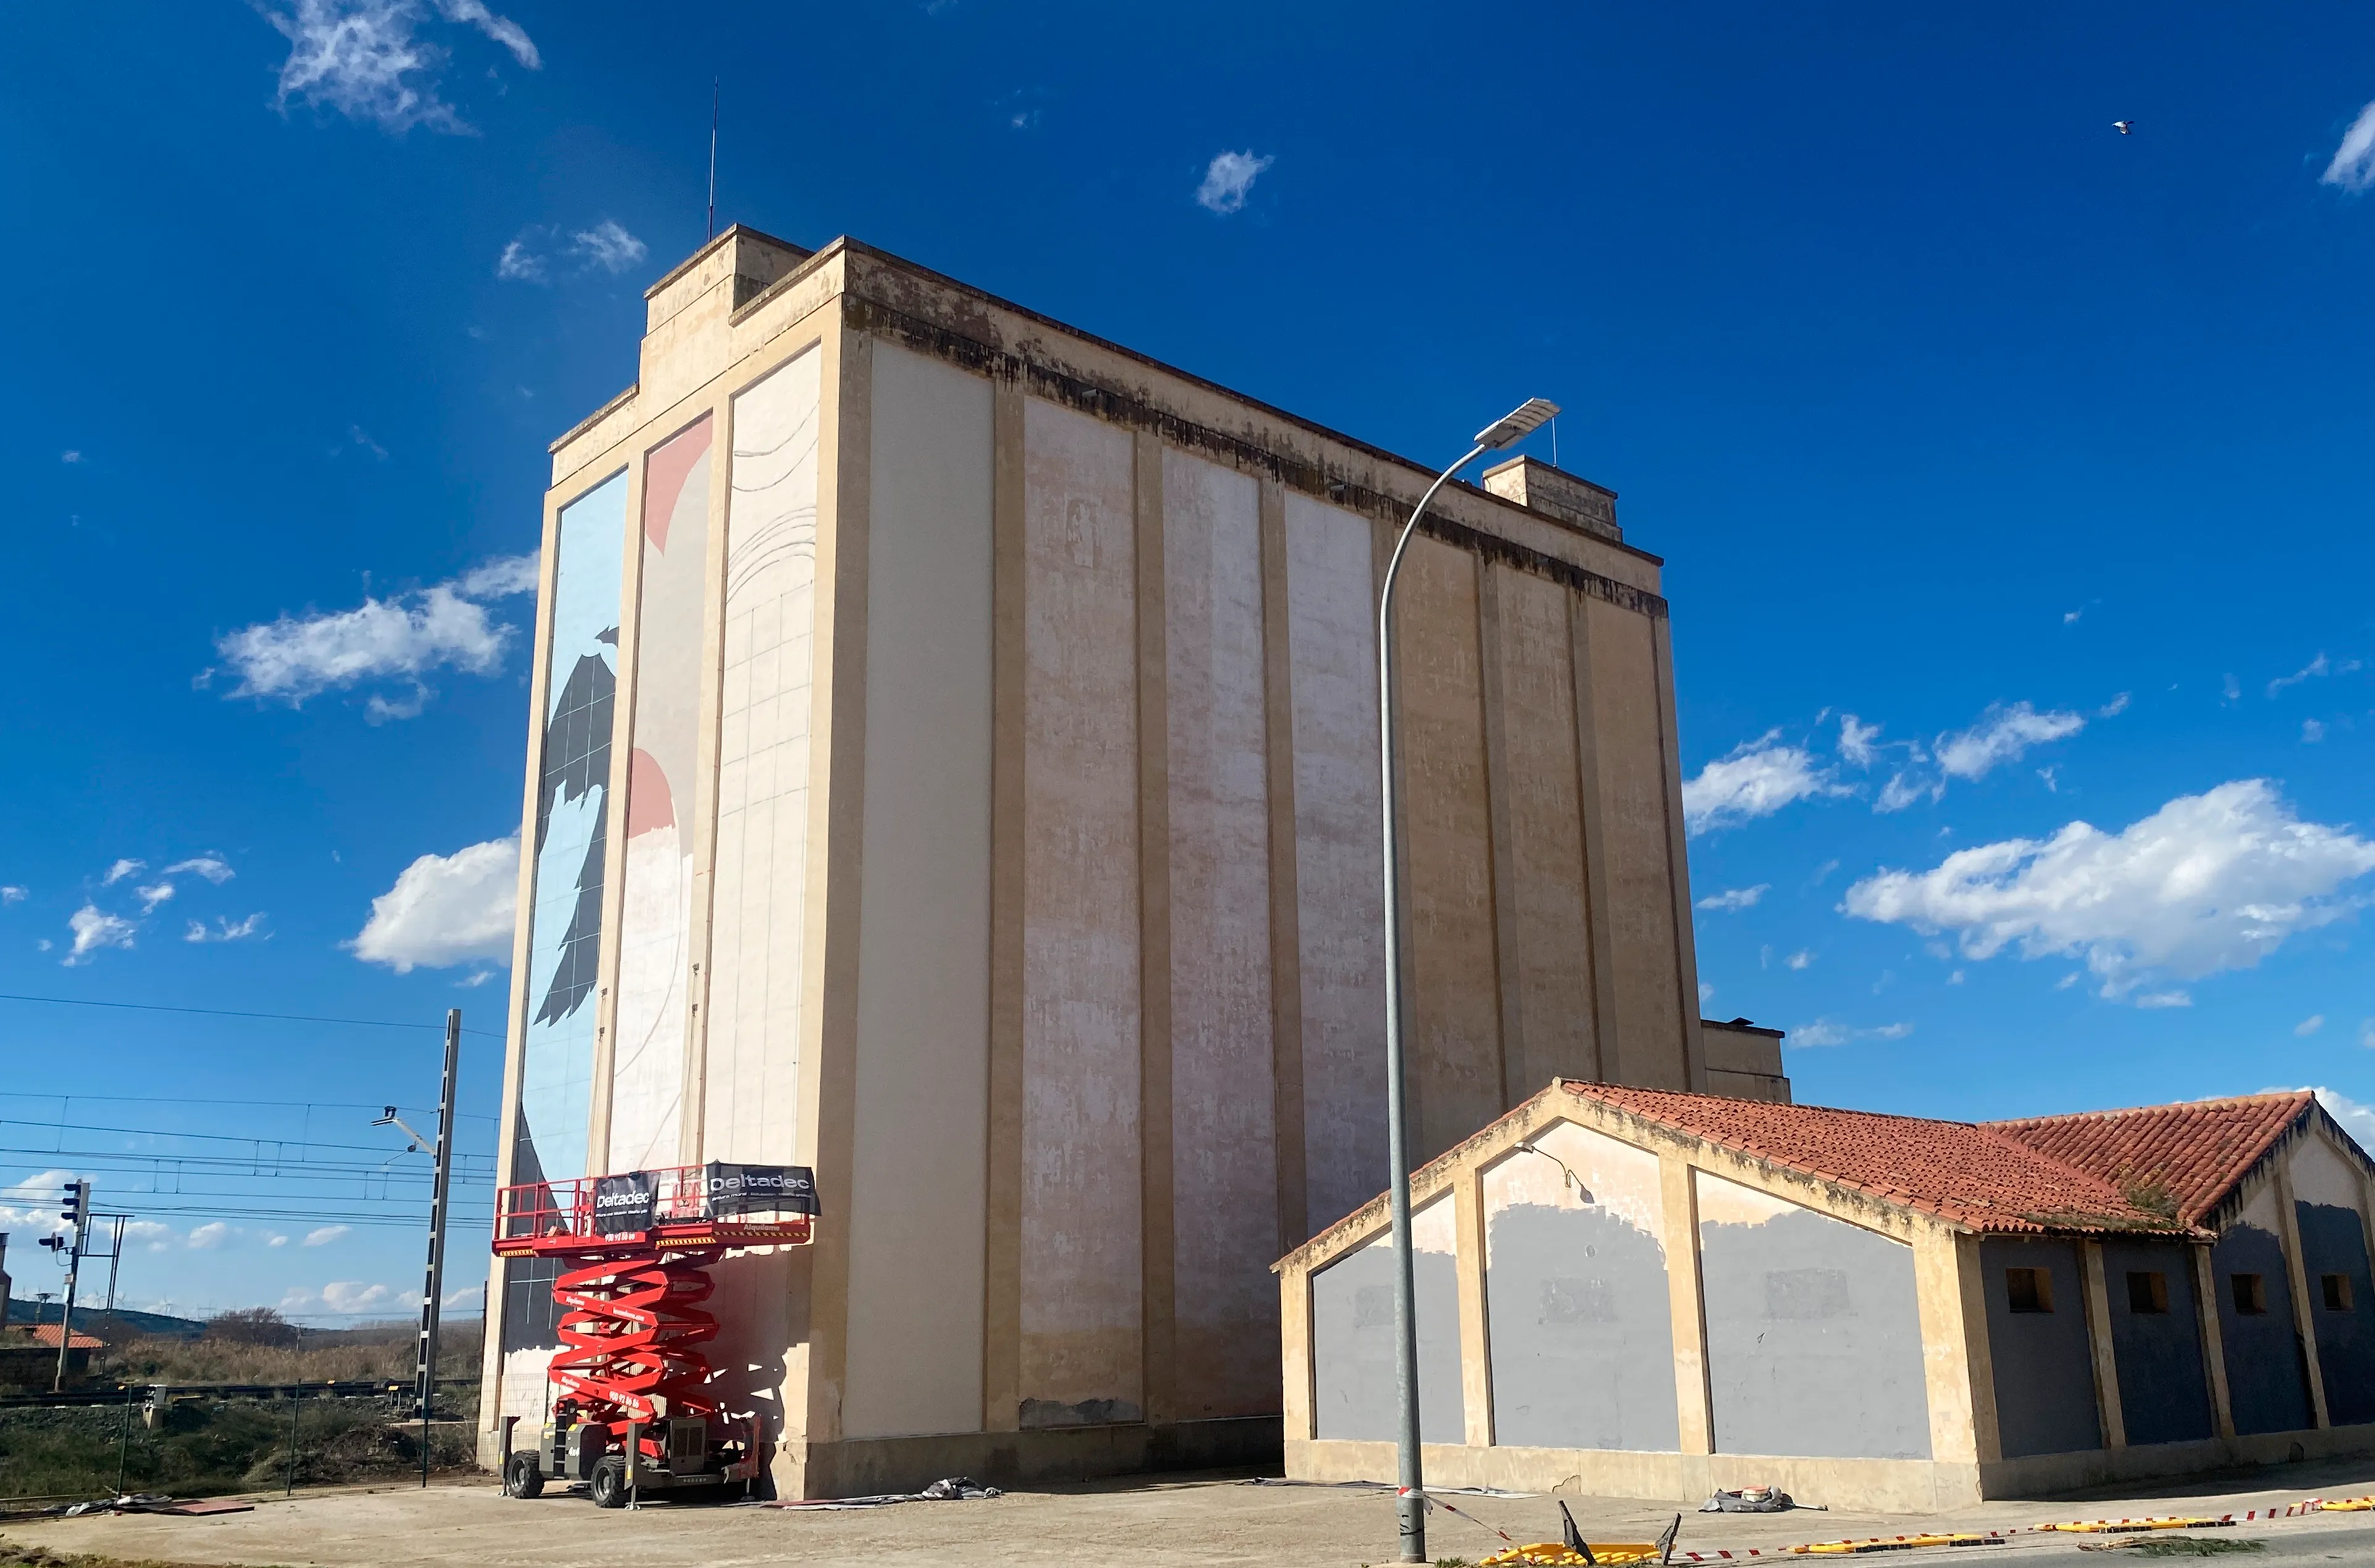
(1565, 1083), (2198, 1236)
(20, 1322), (104, 1350)
(1987, 1092), (2314, 1227)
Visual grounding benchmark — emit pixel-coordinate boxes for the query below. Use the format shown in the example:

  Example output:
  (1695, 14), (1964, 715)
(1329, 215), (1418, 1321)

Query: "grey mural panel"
(1980, 1236), (2101, 1458)
(1697, 1175), (1930, 1460)
(1486, 1203), (1681, 1451)
(2101, 1238), (2212, 1446)
(2213, 1222), (2313, 1436)
(2298, 1202), (2375, 1426)
(1312, 1212), (1465, 1443)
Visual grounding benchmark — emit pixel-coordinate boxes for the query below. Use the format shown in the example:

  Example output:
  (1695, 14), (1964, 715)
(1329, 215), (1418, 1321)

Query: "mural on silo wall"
(2214, 1182), (2313, 1436)
(703, 351), (822, 1169)
(1980, 1236), (2102, 1457)
(2293, 1137), (2375, 1425)
(2101, 1236), (2213, 1445)
(515, 469), (628, 1195)
(1696, 1172), (1930, 1459)
(1482, 1121), (1679, 1451)
(608, 414), (712, 1173)
(1312, 1194), (1465, 1443)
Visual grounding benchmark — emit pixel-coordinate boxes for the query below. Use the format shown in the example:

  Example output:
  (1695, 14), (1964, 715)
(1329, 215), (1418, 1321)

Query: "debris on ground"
(51, 1498), (251, 1519)
(2077, 1541), (2264, 1558)
(1703, 1488), (1797, 1514)
(757, 1475), (1002, 1510)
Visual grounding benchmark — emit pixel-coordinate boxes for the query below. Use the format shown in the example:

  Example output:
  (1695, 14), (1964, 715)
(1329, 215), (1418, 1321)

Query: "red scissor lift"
(494, 1163), (815, 1507)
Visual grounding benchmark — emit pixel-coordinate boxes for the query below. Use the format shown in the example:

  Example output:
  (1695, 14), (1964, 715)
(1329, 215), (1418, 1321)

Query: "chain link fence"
(0, 1381), (481, 1515)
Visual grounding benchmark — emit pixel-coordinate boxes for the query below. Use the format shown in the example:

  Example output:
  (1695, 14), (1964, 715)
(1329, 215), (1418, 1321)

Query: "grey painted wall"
(2100, 1238), (2212, 1446)
(2297, 1202), (2375, 1427)
(2211, 1223), (2313, 1437)
(1485, 1203), (1681, 1451)
(1698, 1206), (1930, 1459)
(1311, 1237), (1465, 1443)
(1980, 1236), (2102, 1459)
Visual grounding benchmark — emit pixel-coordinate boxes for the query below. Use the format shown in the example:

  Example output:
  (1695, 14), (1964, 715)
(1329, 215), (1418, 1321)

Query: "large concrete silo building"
(478, 226), (1780, 1495)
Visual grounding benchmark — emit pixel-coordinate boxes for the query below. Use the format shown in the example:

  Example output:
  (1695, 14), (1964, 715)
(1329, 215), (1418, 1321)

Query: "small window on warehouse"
(2323, 1273), (2355, 1312)
(2005, 1266), (2054, 1313)
(2125, 1270), (2169, 1314)
(2230, 1273), (2269, 1315)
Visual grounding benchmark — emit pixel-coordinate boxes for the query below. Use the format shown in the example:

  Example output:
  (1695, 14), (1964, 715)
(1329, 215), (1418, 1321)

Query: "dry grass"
(91, 1323), (482, 1390)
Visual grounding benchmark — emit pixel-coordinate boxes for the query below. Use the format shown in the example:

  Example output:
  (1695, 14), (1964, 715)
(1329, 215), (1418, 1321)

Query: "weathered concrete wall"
(841, 344), (994, 1440)
(1397, 534), (1505, 1163)
(1311, 1196), (1464, 1444)
(704, 348), (823, 1164)
(1486, 564), (1599, 1091)
(1697, 1171), (1930, 1459)
(1580, 600), (1687, 1088)
(1978, 1237), (2101, 1459)
(2293, 1138), (2375, 1426)
(1161, 449), (1281, 1420)
(2214, 1183), (2313, 1436)
(2100, 1236), (2213, 1446)
(1481, 1121), (1678, 1451)
(1018, 396), (1145, 1428)
(608, 414), (712, 1173)
(1282, 493), (1388, 1236)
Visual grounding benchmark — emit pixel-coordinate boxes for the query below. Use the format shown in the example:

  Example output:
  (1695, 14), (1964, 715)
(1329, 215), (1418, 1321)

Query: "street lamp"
(1375, 396), (1558, 1564)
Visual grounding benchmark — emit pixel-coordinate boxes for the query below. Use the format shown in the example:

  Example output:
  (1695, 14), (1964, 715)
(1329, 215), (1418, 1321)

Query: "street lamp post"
(1376, 397), (1559, 1563)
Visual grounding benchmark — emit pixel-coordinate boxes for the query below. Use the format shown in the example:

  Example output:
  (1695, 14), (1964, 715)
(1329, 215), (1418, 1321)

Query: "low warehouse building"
(1276, 1085), (2375, 1509)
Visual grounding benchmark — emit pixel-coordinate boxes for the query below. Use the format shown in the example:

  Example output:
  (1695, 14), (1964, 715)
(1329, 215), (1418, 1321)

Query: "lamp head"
(1474, 398), (1560, 451)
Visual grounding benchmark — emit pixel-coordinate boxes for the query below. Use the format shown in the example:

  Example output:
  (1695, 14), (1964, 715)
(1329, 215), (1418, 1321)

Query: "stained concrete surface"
(22, 1460), (2375, 1568)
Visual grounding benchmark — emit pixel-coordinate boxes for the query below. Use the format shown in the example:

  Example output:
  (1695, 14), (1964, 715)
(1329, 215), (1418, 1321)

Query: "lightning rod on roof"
(707, 79), (720, 243)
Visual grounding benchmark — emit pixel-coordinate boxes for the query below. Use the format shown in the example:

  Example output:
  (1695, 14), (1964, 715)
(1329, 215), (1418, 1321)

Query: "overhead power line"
(0, 991), (504, 1038)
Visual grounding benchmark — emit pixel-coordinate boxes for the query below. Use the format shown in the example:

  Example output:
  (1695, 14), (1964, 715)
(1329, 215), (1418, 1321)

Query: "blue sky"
(2, 2), (2373, 1321)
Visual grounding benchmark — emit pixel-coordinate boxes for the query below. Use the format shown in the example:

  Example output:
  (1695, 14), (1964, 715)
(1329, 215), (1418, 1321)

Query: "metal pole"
(53, 1181), (90, 1394)
(416, 1009), (461, 1487)
(103, 1215), (124, 1320)
(116, 1381), (135, 1495)
(286, 1387), (300, 1498)
(1376, 442), (1486, 1564)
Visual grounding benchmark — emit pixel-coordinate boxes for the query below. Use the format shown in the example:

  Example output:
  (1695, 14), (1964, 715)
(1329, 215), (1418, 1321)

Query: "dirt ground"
(10, 1457), (2375, 1568)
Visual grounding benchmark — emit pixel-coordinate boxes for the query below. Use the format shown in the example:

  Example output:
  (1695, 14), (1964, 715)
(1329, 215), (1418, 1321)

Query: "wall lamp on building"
(1376, 395), (1559, 1564)
(1514, 1141), (1595, 1205)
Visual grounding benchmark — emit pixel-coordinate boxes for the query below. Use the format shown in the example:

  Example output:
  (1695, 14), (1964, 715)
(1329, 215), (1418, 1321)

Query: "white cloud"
(102, 858), (145, 886)
(2270, 654), (2332, 697)
(350, 836), (518, 973)
(1681, 731), (1848, 836)
(495, 237), (548, 283)
(188, 1222), (233, 1251)
(303, 1225), (352, 1247)
(135, 882), (175, 913)
(258, 0), (537, 136)
(2305, 719), (2328, 744)
(1843, 779), (2375, 1000)
(1790, 1018), (1909, 1047)
(1696, 884), (1768, 913)
(1877, 771), (1937, 812)
(2099, 692), (2130, 718)
(164, 856), (236, 884)
(1838, 714), (1883, 768)
(2135, 990), (2192, 1008)
(61, 450), (83, 464)
(1784, 949), (1814, 970)
(64, 905), (137, 965)
(455, 552), (538, 598)
(187, 914), (267, 944)
(1699, 982), (1715, 1007)
(0, 886), (25, 903)
(2298, 1015), (2326, 1038)
(570, 220), (647, 274)
(211, 558), (532, 716)
(2263, 1088), (2375, 1155)
(1195, 149), (1274, 215)
(2322, 100), (2375, 193)
(2222, 673), (2242, 703)
(267, 1233), (290, 1247)
(1935, 700), (2087, 781)
(280, 1280), (400, 1318)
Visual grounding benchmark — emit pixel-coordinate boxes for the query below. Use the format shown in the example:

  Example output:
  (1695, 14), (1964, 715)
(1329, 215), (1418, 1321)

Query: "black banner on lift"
(702, 1162), (819, 1218)
(592, 1170), (657, 1235)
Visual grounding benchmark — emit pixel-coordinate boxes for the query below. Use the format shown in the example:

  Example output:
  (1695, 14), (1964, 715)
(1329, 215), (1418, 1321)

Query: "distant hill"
(6, 1298), (206, 1339)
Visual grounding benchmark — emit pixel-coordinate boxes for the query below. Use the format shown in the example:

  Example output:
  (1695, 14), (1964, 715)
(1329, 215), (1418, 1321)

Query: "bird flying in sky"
(2112, 120), (2134, 134)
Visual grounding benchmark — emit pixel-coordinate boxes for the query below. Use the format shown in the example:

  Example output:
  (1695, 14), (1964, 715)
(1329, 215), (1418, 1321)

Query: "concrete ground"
(11, 1458), (2375, 1568)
